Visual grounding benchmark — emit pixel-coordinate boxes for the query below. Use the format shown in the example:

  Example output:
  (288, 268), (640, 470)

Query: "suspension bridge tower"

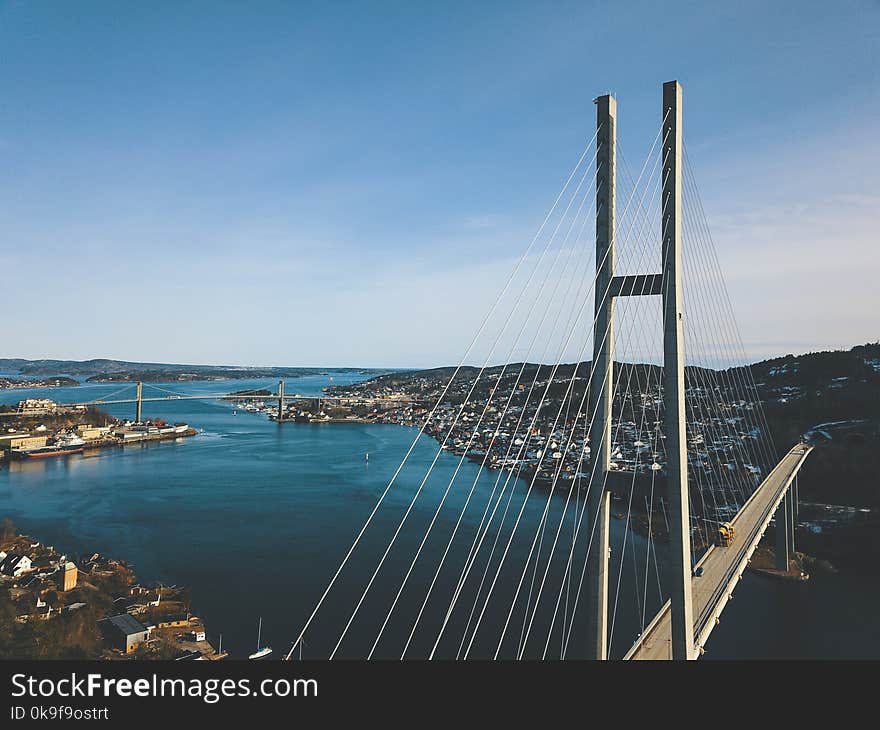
(135, 381), (143, 423)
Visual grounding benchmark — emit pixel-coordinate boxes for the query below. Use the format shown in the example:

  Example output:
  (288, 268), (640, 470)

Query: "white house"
(0, 553), (33, 578)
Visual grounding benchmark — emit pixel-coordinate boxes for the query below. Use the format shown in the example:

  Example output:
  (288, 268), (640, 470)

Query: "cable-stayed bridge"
(277, 80), (811, 661)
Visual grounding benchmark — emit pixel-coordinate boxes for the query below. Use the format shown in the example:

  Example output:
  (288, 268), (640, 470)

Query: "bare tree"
(0, 517), (16, 544)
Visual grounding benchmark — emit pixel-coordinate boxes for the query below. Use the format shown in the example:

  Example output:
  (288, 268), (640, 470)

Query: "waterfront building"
(98, 614), (151, 654)
(156, 613), (190, 629)
(0, 433), (47, 452)
(76, 425), (110, 440)
(114, 429), (146, 442)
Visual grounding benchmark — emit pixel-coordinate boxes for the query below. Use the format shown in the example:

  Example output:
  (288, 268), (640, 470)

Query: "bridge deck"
(624, 443), (812, 660)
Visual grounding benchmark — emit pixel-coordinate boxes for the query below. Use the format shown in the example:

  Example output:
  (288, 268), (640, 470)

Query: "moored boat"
(16, 434), (86, 459)
(248, 617), (272, 660)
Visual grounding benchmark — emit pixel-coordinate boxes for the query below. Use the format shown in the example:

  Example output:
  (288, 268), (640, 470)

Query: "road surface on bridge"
(624, 443), (812, 660)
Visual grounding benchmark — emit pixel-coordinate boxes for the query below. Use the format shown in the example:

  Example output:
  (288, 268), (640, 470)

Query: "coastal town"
(0, 523), (223, 660)
(0, 398), (196, 462)
(312, 357), (876, 564)
(319, 364), (771, 525)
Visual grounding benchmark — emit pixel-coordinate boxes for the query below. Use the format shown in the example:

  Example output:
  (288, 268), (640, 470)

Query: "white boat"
(248, 617), (273, 660)
(56, 433), (86, 448)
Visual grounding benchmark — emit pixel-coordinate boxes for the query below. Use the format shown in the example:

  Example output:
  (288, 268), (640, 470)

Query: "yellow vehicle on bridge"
(715, 522), (736, 547)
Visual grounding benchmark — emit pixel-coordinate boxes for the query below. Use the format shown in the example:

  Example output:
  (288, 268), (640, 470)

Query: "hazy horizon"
(4, 338), (877, 373)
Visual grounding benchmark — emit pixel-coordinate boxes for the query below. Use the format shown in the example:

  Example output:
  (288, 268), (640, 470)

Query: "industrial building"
(0, 433), (48, 452)
(98, 614), (152, 654)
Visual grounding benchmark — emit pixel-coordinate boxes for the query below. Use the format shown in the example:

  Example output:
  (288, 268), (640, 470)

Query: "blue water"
(1, 374), (877, 659)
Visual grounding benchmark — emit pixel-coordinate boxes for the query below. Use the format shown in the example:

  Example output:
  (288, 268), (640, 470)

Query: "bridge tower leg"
(135, 381), (143, 423)
(661, 80), (695, 660)
(787, 479), (797, 555)
(775, 494), (790, 571)
(585, 92), (616, 661)
(278, 380), (285, 422)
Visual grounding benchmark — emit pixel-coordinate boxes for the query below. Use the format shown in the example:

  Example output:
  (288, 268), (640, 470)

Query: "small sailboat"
(248, 617), (272, 660)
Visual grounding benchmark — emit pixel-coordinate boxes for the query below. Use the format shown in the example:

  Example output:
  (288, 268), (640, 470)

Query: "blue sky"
(1, 1), (877, 367)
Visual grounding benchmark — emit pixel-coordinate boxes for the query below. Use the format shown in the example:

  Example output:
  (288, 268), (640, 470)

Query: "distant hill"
(750, 342), (880, 390)
(750, 342), (880, 443)
(0, 358), (393, 383)
(751, 343), (880, 512)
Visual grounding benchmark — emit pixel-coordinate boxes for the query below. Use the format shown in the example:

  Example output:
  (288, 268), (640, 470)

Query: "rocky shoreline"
(0, 527), (224, 660)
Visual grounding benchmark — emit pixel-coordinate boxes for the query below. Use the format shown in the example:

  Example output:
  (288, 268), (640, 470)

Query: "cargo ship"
(17, 434), (86, 459)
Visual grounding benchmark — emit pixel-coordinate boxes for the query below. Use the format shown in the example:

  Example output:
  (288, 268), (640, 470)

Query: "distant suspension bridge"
(2, 379), (412, 423)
